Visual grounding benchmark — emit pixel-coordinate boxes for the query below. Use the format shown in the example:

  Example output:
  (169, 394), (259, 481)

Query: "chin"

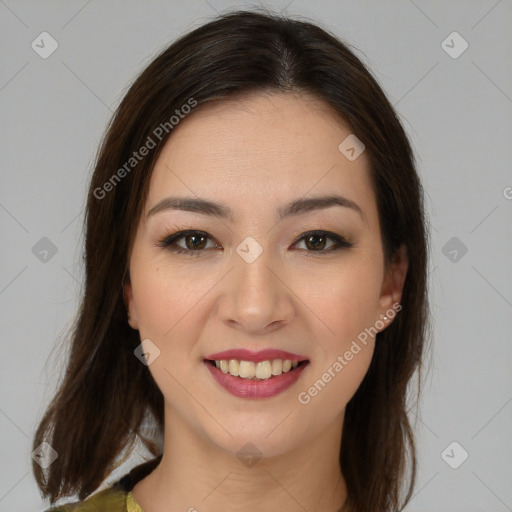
(200, 412), (311, 460)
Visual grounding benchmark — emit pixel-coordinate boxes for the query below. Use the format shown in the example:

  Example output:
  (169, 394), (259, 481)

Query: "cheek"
(130, 263), (211, 397)
(297, 339), (374, 436)
(294, 263), (380, 421)
(291, 253), (382, 411)
(131, 261), (213, 339)
(295, 255), (384, 347)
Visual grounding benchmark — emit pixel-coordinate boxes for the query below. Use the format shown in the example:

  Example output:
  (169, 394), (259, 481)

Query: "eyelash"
(156, 229), (354, 257)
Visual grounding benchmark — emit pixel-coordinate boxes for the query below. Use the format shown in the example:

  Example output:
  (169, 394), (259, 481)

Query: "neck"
(133, 407), (347, 512)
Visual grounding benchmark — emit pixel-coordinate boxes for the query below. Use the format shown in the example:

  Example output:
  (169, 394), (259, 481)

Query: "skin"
(124, 92), (408, 512)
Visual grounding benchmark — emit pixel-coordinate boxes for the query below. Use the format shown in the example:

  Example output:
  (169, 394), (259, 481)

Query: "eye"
(292, 230), (353, 255)
(156, 230), (221, 256)
(157, 229), (352, 257)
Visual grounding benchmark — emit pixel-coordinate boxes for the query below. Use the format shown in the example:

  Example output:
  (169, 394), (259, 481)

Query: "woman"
(33, 9), (430, 512)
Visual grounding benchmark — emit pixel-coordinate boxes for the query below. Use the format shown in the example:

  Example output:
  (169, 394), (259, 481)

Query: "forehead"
(145, 92), (376, 222)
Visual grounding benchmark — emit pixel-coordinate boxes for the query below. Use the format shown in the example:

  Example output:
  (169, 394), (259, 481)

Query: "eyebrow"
(147, 194), (364, 221)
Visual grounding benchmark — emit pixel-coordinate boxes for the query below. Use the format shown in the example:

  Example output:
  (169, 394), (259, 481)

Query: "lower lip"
(205, 361), (309, 399)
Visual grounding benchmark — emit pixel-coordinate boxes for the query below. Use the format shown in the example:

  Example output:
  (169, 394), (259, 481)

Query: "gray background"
(1, 0), (511, 511)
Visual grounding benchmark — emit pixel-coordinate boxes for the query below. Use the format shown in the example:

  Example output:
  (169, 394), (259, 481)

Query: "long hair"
(33, 9), (430, 511)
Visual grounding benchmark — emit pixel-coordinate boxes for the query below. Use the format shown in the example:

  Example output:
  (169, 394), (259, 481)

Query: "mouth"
(203, 357), (310, 399)
(204, 358), (309, 380)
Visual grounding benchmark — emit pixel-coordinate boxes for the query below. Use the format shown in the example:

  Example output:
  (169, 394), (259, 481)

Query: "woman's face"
(125, 92), (407, 458)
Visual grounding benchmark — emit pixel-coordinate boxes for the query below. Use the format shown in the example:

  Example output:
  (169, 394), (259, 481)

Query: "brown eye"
(157, 230), (220, 256)
(304, 233), (328, 251)
(184, 233), (208, 250)
(293, 230), (352, 253)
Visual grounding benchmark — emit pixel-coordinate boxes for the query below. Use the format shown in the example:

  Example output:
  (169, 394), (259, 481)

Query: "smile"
(204, 359), (310, 399)
(209, 358), (306, 379)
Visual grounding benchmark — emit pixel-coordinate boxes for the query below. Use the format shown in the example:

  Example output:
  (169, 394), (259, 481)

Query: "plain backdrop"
(1, 1), (511, 511)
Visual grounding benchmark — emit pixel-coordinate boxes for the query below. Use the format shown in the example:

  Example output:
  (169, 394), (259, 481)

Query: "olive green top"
(44, 456), (162, 512)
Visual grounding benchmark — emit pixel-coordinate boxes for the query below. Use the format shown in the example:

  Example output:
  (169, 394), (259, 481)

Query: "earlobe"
(378, 244), (408, 317)
(123, 278), (139, 330)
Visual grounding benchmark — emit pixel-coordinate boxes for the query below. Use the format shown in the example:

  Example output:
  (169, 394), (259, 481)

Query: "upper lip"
(205, 348), (308, 363)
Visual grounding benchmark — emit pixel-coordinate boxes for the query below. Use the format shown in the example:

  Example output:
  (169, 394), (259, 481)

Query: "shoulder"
(42, 455), (161, 512)
(43, 486), (127, 511)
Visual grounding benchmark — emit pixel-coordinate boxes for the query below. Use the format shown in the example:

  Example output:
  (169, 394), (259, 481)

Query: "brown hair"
(33, 9), (430, 511)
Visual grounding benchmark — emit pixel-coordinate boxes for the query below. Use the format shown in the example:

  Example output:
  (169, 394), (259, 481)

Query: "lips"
(205, 348), (308, 363)
(203, 348), (310, 399)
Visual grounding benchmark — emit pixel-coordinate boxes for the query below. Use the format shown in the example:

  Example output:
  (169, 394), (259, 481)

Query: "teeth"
(271, 359), (282, 375)
(239, 360), (255, 378)
(211, 358), (303, 380)
(255, 361), (271, 379)
(228, 359), (239, 376)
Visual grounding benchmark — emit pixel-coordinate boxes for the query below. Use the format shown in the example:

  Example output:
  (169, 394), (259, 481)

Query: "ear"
(378, 244), (408, 323)
(123, 274), (139, 330)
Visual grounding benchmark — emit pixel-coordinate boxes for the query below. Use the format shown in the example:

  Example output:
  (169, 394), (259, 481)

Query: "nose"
(216, 244), (295, 335)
